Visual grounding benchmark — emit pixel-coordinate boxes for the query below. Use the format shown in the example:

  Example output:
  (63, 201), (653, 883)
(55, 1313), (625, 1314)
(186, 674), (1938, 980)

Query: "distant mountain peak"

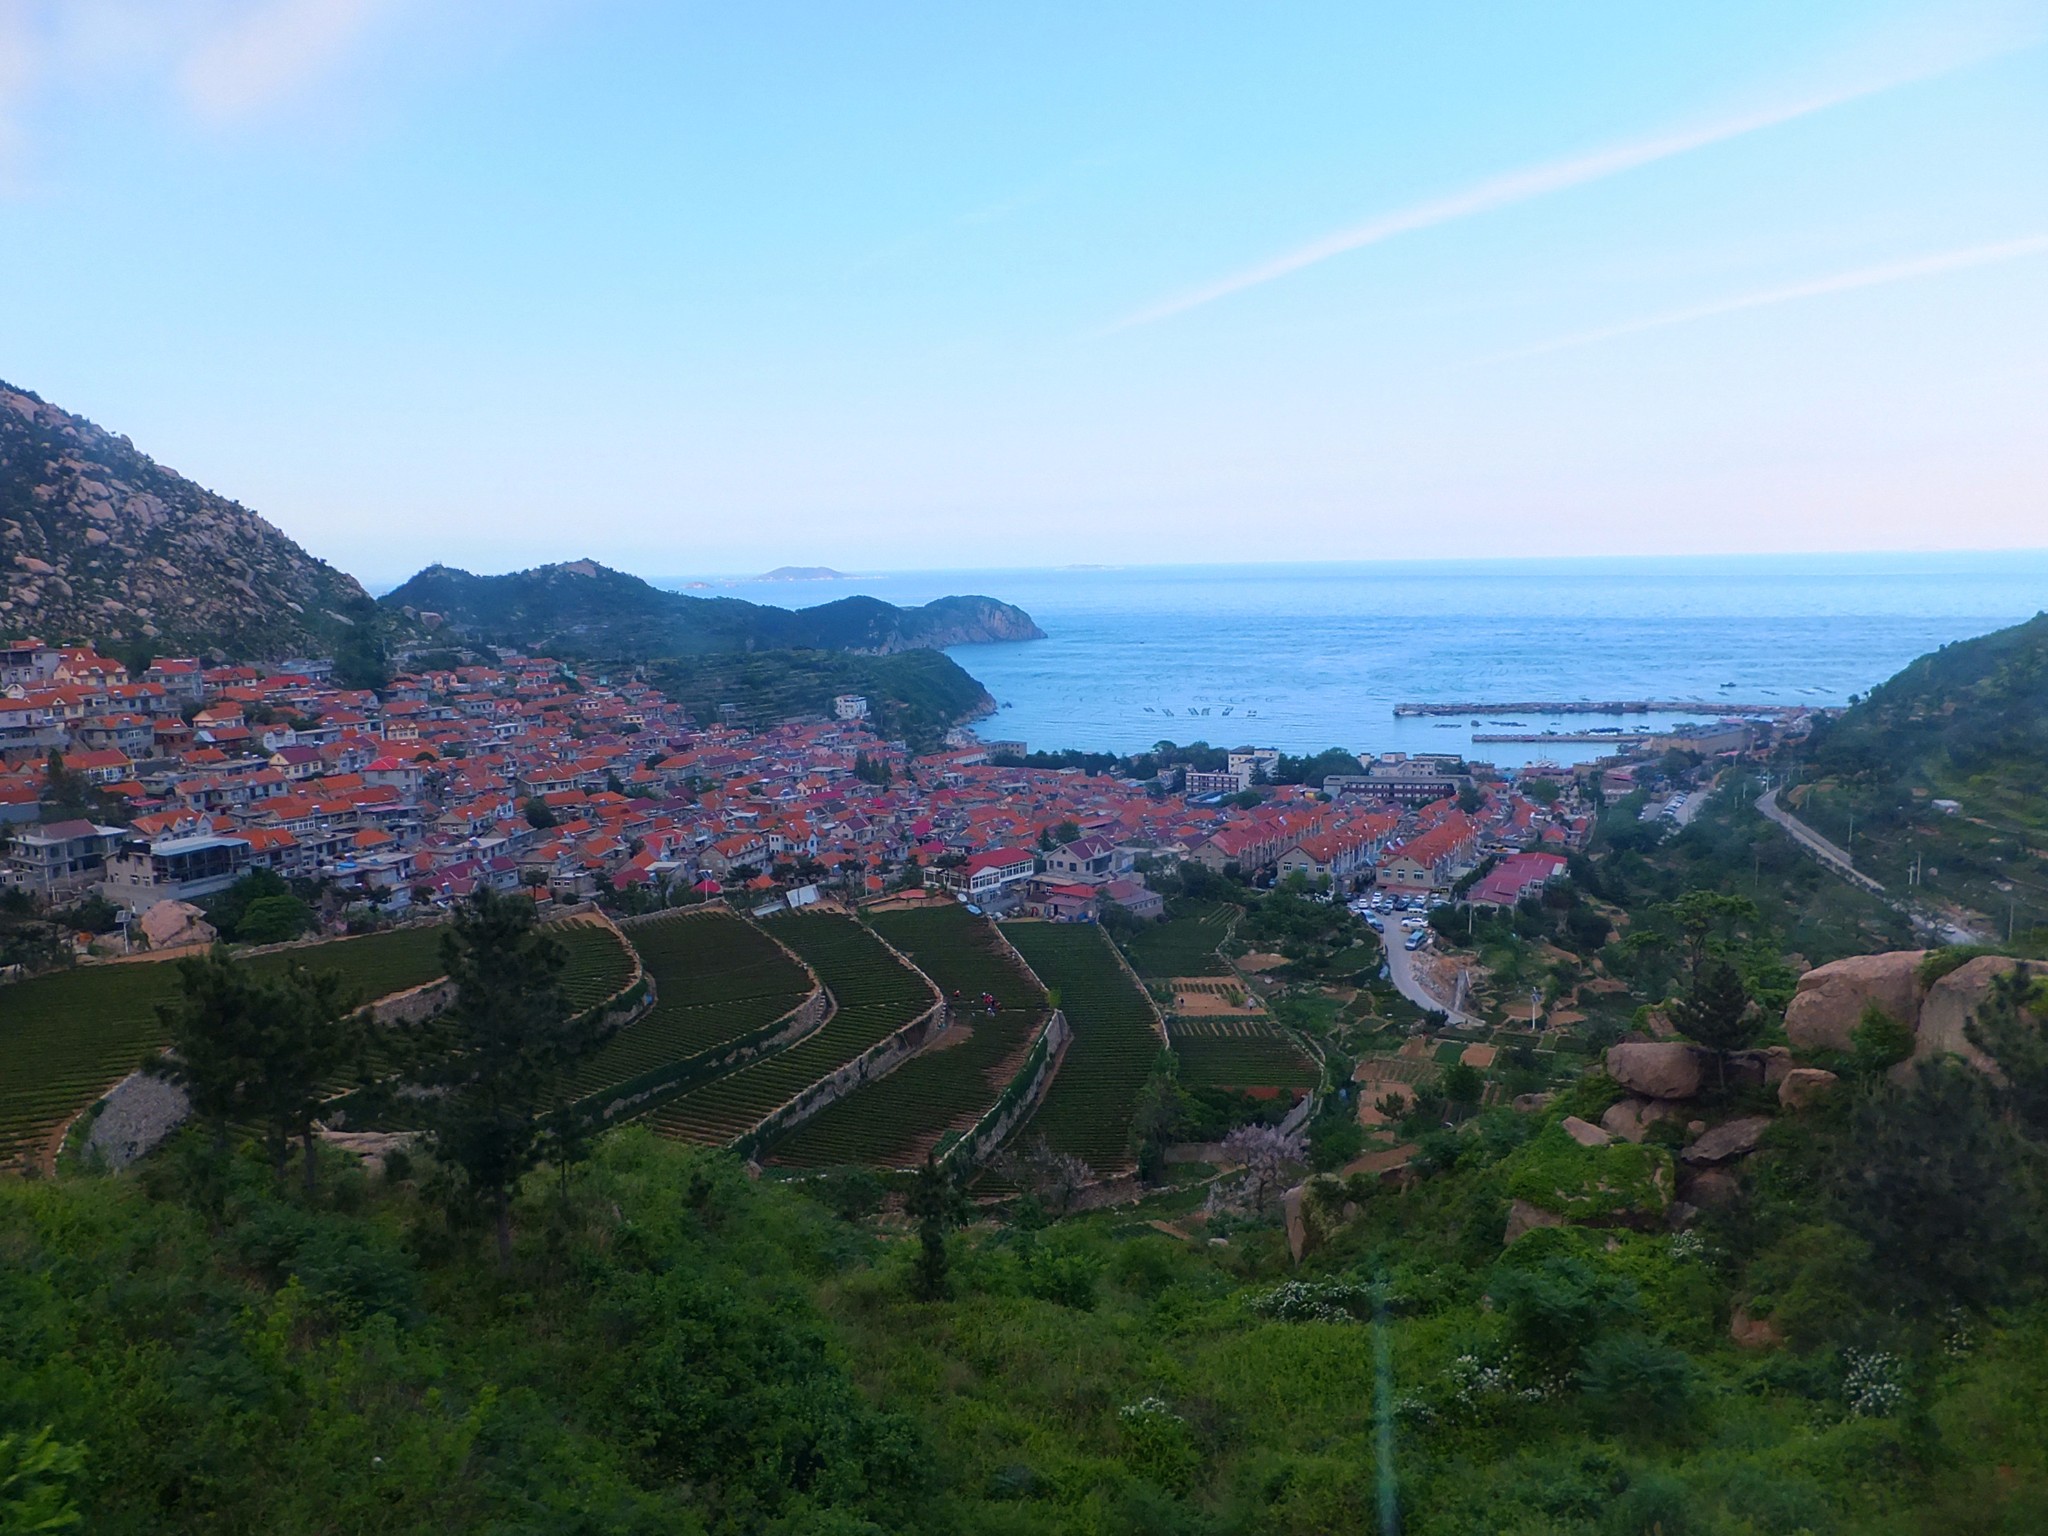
(379, 563), (1044, 659)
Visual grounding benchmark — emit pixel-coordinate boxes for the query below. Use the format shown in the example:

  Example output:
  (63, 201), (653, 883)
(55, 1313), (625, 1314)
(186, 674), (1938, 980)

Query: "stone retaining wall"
(731, 995), (948, 1161)
(939, 1009), (1072, 1172)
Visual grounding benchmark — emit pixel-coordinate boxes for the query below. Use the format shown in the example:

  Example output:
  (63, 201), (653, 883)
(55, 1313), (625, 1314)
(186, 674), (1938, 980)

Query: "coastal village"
(4, 633), (1804, 965)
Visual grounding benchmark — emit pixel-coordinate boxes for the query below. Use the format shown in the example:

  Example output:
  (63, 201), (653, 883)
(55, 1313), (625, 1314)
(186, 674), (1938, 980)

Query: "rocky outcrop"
(1605, 1042), (1705, 1101)
(84, 1071), (190, 1169)
(1684, 1168), (1741, 1208)
(1680, 1116), (1772, 1166)
(1912, 956), (2022, 1075)
(1561, 1116), (1612, 1148)
(138, 900), (216, 950)
(1504, 1198), (1567, 1244)
(1783, 951), (1926, 1052)
(1600, 1096), (1683, 1144)
(0, 380), (369, 654)
(1729, 1305), (1784, 1350)
(1779, 1068), (1839, 1109)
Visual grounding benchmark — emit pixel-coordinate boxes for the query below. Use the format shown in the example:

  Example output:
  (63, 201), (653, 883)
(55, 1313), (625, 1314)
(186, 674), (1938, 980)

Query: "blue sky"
(2, 0), (2045, 584)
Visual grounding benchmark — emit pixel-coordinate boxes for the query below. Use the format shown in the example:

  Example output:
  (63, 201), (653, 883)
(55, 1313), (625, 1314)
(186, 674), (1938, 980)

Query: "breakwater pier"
(1392, 700), (1813, 719)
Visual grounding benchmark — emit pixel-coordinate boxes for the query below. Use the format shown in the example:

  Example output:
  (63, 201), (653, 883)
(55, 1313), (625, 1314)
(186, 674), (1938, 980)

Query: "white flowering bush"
(1668, 1229), (1706, 1261)
(1247, 1279), (1375, 1323)
(1943, 1307), (1975, 1359)
(1842, 1349), (1905, 1417)
(1440, 1353), (1563, 1417)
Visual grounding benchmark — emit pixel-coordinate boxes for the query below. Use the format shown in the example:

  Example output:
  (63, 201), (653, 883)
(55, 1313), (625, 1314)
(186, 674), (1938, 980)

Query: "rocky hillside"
(0, 382), (370, 657)
(381, 560), (1044, 660)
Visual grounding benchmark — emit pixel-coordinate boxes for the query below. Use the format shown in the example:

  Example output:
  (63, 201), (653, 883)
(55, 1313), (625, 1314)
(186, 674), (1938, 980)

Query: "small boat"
(1222, 706), (1234, 716)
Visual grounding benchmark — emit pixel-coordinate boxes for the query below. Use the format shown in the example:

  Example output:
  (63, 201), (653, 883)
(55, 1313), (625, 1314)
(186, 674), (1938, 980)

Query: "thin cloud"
(1483, 234), (2048, 364)
(1105, 38), (2035, 334)
(178, 0), (394, 122)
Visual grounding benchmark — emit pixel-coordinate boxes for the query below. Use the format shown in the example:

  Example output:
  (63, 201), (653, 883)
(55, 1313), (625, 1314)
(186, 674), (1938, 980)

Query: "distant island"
(755, 565), (851, 582)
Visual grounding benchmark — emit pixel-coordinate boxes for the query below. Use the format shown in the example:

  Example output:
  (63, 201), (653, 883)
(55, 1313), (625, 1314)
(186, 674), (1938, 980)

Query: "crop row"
(646, 912), (933, 1146)
(1175, 1036), (1318, 1092)
(567, 909), (811, 1101)
(1120, 900), (1235, 978)
(554, 921), (637, 1013)
(768, 905), (1045, 1168)
(997, 921), (1165, 1174)
(0, 924), (450, 1171)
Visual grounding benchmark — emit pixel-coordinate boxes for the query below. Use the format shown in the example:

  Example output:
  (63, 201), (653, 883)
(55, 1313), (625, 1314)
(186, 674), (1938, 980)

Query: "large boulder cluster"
(1786, 949), (2025, 1078)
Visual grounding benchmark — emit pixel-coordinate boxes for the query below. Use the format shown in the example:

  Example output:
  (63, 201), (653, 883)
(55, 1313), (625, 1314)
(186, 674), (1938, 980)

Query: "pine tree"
(1669, 957), (1758, 1093)
(153, 949), (365, 1189)
(905, 1154), (969, 1301)
(423, 888), (575, 1265)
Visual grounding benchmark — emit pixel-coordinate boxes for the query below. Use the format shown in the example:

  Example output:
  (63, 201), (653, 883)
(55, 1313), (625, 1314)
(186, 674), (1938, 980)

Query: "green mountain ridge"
(1796, 608), (2048, 934)
(380, 559), (1044, 660)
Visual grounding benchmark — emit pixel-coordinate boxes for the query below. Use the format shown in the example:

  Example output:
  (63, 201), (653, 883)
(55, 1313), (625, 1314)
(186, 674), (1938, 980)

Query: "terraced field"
(0, 924), (450, 1172)
(767, 904), (1046, 1168)
(568, 909), (811, 1103)
(1171, 1017), (1319, 1092)
(998, 921), (1164, 1174)
(554, 919), (637, 1015)
(1120, 900), (1235, 978)
(645, 912), (933, 1147)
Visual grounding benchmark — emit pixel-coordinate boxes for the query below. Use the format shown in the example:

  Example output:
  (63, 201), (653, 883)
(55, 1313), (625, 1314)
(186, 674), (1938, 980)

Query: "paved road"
(1757, 788), (1986, 945)
(1378, 915), (1477, 1025)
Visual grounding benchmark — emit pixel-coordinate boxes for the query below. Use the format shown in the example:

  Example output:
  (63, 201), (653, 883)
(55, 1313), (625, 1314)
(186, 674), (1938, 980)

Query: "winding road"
(1380, 920), (1477, 1025)
(1756, 788), (1986, 946)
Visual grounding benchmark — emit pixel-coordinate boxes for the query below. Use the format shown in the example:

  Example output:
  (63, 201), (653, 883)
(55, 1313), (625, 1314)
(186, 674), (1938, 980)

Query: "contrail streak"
(1105, 46), (2025, 334)
(1488, 233), (2048, 364)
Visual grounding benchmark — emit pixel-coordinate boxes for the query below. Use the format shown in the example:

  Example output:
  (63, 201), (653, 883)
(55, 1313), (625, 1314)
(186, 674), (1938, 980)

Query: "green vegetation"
(4, 909), (2048, 1532)
(0, 924), (448, 1171)
(566, 908), (812, 1104)
(769, 904), (1045, 1168)
(1170, 1018), (1320, 1092)
(554, 920), (637, 1014)
(1503, 1121), (1674, 1222)
(1120, 898), (1236, 977)
(379, 560), (1041, 661)
(1789, 609), (2048, 938)
(1000, 922), (1164, 1174)
(655, 646), (994, 750)
(647, 912), (931, 1146)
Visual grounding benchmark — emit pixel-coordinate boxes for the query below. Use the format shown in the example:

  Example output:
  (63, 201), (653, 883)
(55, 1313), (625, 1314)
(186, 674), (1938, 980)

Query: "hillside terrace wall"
(938, 1008), (1072, 1174)
(597, 906), (828, 1124)
(728, 916), (946, 1162)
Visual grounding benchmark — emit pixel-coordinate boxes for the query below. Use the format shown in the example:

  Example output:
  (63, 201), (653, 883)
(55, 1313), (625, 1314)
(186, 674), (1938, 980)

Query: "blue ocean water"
(660, 554), (2048, 766)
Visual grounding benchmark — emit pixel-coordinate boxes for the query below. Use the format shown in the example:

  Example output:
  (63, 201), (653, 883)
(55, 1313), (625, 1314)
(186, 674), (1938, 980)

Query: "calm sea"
(659, 554), (2048, 766)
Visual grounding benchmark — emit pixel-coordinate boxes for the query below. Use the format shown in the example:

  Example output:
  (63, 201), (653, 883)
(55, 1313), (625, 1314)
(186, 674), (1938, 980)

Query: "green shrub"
(1503, 1124), (1673, 1222)
(1491, 1251), (1641, 1369)
(1849, 1003), (1916, 1077)
(1578, 1331), (1699, 1437)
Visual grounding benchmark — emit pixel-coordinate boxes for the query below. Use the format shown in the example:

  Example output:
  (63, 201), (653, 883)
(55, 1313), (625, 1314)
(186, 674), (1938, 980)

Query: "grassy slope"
(6, 1118), (2047, 1534)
